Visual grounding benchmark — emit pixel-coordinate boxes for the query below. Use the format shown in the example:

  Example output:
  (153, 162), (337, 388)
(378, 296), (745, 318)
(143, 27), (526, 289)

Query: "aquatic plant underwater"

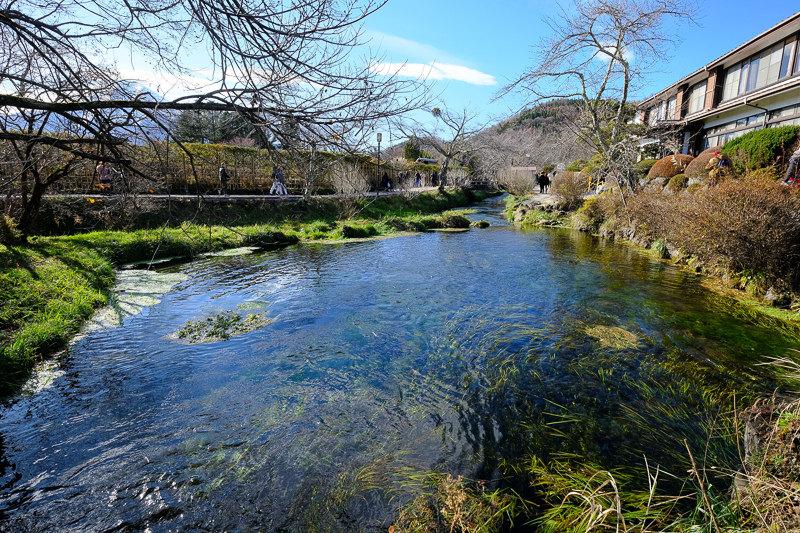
(4, 213), (800, 532)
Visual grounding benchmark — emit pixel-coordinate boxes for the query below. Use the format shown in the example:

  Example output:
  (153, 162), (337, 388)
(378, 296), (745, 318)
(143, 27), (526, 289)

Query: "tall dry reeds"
(551, 171), (589, 209)
(498, 168), (537, 195)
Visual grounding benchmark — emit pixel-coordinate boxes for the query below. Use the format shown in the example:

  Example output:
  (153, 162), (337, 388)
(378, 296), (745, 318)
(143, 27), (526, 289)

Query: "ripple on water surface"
(2, 207), (800, 531)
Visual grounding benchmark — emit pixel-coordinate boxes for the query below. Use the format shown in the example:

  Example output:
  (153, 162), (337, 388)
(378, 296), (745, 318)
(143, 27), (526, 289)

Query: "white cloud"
(595, 42), (634, 63)
(364, 31), (457, 64)
(117, 69), (219, 99)
(370, 61), (496, 86)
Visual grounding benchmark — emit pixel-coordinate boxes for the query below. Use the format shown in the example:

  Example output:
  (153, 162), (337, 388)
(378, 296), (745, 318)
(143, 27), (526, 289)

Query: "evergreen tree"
(404, 137), (422, 161)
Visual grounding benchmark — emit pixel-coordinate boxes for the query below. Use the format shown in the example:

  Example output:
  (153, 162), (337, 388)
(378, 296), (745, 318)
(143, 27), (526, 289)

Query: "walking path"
(50, 187), (443, 202)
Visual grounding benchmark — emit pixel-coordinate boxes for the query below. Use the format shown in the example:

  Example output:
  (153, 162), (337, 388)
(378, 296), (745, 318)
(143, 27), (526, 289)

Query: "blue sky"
(361, 0), (800, 128)
(113, 0), (799, 145)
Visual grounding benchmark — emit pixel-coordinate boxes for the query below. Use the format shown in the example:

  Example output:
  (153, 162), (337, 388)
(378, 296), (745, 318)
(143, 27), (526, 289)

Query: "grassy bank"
(0, 189), (495, 397)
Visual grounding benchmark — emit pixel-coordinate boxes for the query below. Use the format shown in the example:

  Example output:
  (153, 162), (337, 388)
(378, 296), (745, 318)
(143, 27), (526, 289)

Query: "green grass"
(0, 241), (114, 395)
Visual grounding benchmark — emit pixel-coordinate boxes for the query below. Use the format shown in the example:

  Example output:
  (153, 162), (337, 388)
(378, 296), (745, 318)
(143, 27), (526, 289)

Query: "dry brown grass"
(498, 169), (537, 196)
(734, 387), (800, 531)
(392, 474), (519, 533)
(628, 179), (800, 286)
(552, 171), (589, 209)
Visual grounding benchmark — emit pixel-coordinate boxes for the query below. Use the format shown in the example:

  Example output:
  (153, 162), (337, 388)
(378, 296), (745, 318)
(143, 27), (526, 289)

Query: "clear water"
(2, 196), (799, 532)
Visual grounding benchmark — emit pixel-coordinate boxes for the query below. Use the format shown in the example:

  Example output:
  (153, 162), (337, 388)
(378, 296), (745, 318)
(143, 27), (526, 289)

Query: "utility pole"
(376, 132), (382, 198)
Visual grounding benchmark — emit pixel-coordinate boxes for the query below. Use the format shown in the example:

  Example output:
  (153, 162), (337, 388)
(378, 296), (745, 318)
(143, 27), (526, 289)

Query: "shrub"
(551, 171), (588, 209)
(647, 154), (694, 179)
(565, 158), (588, 172)
(629, 180), (800, 285)
(581, 154), (605, 178)
(499, 168), (537, 195)
(745, 167), (781, 182)
(435, 212), (471, 228)
(0, 214), (21, 245)
(340, 224), (374, 238)
(684, 147), (720, 178)
(571, 197), (603, 232)
(722, 125), (800, 173)
(633, 159), (658, 178)
(666, 173), (688, 191)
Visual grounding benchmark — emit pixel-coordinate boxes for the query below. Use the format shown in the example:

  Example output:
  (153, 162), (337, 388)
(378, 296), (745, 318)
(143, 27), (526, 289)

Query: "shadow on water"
(2, 198), (800, 531)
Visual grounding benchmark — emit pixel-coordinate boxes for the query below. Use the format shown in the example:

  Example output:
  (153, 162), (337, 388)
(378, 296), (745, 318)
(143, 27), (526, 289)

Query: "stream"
(2, 196), (800, 532)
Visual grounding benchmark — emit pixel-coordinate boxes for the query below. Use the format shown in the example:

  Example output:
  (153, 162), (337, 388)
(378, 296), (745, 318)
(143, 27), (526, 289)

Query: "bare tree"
(500, 0), (695, 189)
(0, 0), (428, 240)
(394, 105), (486, 191)
(468, 114), (592, 184)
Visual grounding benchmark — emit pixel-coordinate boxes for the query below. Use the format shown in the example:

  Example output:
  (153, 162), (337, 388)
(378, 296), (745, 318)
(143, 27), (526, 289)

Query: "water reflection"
(2, 202), (800, 532)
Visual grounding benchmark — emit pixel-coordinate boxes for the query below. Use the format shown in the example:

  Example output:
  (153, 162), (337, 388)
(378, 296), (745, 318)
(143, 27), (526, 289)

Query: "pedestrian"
(705, 152), (731, 185)
(431, 171), (438, 187)
(218, 162), (230, 195)
(537, 171), (546, 194)
(97, 161), (112, 193)
(542, 172), (551, 193)
(270, 166), (287, 195)
(783, 146), (800, 183)
(414, 171), (421, 187)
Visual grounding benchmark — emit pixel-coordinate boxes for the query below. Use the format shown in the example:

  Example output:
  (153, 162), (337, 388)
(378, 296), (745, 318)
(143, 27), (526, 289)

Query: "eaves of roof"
(639, 10), (800, 108)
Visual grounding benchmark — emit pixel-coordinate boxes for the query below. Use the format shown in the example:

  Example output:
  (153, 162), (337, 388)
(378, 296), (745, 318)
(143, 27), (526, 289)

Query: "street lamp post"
(376, 132), (382, 197)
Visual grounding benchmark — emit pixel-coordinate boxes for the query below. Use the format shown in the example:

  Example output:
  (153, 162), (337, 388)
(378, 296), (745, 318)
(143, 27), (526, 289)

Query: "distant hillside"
(495, 99), (583, 134)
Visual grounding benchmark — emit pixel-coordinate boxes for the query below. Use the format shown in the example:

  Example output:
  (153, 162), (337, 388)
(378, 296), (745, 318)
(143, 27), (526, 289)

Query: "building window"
(795, 36), (800, 75)
(746, 56), (761, 92)
(780, 38), (796, 79)
(738, 63), (749, 95)
(721, 35), (800, 102)
(687, 81), (707, 114)
(666, 96), (677, 120)
(723, 64), (741, 101)
(769, 104), (800, 127)
(647, 106), (659, 126)
(702, 112), (770, 149)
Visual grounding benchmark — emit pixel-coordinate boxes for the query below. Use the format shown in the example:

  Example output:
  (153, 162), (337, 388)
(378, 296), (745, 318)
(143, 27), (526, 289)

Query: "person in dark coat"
(218, 162), (230, 195)
(784, 147), (800, 183)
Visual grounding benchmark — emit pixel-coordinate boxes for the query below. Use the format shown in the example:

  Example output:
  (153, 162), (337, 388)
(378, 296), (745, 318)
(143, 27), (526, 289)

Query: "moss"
(585, 325), (640, 349)
(634, 158), (658, 178)
(174, 311), (275, 343)
(647, 154), (694, 179)
(666, 173), (688, 191)
(684, 146), (720, 178)
(565, 158), (588, 172)
(571, 197), (603, 232)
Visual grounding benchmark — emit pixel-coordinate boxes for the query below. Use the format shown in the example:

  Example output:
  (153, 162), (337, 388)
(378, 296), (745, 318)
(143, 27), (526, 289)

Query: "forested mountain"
(495, 99), (584, 134)
(468, 99), (591, 177)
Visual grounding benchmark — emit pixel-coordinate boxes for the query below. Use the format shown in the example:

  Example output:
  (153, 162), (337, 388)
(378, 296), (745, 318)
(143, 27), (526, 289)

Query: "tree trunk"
(17, 181), (48, 242)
